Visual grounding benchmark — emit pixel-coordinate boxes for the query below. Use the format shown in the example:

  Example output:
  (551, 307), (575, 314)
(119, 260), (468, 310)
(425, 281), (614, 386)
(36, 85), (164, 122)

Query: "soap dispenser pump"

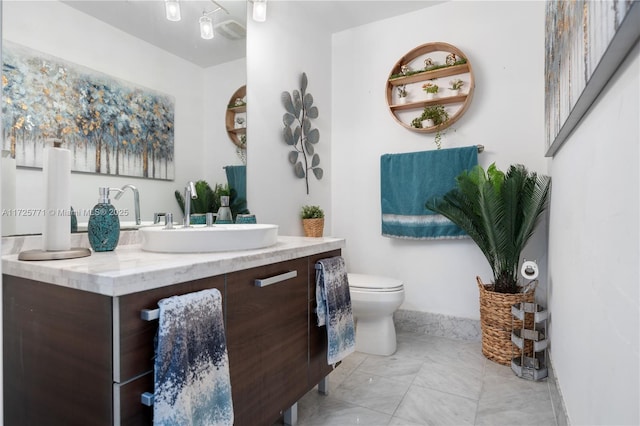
(88, 187), (121, 252)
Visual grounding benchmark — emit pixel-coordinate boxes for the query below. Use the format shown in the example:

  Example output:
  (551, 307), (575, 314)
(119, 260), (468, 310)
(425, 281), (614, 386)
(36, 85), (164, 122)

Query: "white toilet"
(347, 273), (405, 356)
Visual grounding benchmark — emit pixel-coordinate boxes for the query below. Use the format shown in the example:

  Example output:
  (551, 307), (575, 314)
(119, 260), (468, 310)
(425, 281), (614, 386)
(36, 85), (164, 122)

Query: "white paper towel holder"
(18, 139), (91, 261)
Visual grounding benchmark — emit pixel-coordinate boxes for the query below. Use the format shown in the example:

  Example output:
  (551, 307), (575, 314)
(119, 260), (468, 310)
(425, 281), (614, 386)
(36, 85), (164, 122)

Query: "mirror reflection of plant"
(174, 180), (249, 219)
(281, 72), (323, 194)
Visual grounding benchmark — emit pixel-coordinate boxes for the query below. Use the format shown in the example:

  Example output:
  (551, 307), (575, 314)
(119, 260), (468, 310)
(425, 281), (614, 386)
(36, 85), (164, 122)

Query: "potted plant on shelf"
(397, 85), (408, 104)
(422, 82), (439, 99)
(426, 163), (551, 365)
(301, 205), (324, 237)
(448, 79), (464, 96)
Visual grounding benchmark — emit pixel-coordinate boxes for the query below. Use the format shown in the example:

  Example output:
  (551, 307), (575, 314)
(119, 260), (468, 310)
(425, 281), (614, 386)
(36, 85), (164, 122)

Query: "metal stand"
(511, 302), (548, 380)
(284, 403), (298, 426)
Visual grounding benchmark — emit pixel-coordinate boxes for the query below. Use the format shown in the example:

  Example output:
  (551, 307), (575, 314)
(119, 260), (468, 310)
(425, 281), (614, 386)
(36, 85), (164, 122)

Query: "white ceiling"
(62, 1), (440, 68)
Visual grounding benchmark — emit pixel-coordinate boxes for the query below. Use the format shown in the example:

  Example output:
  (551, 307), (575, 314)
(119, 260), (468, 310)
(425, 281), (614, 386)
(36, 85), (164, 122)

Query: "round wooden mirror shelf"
(226, 85), (247, 148)
(386, 42), (475, 133)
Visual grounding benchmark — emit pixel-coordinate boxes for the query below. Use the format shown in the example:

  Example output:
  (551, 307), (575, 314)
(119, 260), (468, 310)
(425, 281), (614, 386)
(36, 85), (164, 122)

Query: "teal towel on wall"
(380, 146), (478, 239)
(224, 165), (246, 204)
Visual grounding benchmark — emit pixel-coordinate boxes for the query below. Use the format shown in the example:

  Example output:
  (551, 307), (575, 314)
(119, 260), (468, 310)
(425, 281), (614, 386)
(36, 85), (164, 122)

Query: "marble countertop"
(2, 235), (345, 297)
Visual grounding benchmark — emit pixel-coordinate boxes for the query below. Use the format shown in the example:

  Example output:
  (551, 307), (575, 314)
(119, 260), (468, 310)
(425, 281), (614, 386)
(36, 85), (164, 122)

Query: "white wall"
(3, 1), (241, 233)
(246, 1), (332, 235)
(331, 1), (548, 319)
(548, 41), (639, 425)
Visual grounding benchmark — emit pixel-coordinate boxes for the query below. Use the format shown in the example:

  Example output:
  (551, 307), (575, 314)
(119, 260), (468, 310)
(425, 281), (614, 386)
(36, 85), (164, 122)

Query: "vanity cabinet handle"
(141, 392), (154, 406)
(140, 308), (159, 321)
(254, 270), (297, 288)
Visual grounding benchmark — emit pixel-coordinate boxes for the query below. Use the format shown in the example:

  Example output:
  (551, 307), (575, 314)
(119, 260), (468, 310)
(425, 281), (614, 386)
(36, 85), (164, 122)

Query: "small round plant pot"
(302, 218), (324, 237)
(398, 97), (408, 104)
(425, 92), (435, 100)
(422, 119), (435, 128)
(450, 89), (460, 96)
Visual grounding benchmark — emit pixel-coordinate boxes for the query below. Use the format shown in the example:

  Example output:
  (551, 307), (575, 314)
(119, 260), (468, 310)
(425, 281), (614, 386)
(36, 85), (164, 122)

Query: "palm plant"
(426, 163), (551, 293)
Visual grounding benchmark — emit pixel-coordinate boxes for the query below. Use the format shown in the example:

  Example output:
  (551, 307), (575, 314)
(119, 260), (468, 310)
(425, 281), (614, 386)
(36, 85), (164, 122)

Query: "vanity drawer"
(116, 275), (225, 383)
(115, 373), (153, 426)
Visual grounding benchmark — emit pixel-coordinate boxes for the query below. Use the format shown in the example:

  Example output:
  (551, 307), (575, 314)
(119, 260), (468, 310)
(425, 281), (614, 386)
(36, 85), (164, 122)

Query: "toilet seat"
(348, 273), (404, 293)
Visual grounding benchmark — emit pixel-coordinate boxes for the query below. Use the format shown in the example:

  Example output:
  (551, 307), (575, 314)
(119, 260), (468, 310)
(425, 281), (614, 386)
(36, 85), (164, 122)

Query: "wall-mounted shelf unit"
(386, 42), (475, 133)
(225, 85), (246, 148)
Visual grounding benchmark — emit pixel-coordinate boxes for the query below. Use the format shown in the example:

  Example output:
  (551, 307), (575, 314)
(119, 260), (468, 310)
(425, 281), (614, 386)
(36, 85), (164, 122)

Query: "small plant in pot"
(301, 205), (324, 237)
(448, 79), (464, 95)
(422, 82), (439, 99)
(426, 163), (551, 365)
(397, 85), (408, 104)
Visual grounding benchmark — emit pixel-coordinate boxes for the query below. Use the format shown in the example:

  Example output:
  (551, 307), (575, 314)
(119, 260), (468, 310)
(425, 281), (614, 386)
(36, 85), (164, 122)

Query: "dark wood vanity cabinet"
(3, 249), (339, 426)
(226, 257), (309, 425)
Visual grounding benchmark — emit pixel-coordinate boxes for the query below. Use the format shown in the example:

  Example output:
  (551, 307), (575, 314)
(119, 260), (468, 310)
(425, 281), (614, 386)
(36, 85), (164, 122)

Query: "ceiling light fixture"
(199, 1), (229, 40)
(165, 0), (181, 22)
(200, 16), (214, 40)
(251, 0), (267, 22)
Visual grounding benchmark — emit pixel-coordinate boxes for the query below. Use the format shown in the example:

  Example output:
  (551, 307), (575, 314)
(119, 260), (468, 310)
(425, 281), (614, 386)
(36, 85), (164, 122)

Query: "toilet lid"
(347, 273), (404, 292)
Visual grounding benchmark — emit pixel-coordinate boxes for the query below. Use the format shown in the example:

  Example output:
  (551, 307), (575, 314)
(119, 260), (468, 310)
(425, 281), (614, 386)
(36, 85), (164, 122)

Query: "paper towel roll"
(1, 150), (16, 235)
(43, 142), (71, 251)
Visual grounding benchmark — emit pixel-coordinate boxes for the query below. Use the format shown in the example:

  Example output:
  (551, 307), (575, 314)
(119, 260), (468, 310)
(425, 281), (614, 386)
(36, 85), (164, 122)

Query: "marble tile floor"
(278, 332), (563, 426)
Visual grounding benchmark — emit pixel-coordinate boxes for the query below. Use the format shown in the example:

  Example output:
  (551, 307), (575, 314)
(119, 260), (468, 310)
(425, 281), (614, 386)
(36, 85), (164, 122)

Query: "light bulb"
(165, 0), (181, 22)
(200, 16), (214, 40)
(252, 0), (267, 22)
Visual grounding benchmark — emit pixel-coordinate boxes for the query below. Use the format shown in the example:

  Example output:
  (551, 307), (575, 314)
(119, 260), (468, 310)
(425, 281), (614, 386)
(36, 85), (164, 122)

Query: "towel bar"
(140, 308), (159, 321)
(141, 392), (154, 406)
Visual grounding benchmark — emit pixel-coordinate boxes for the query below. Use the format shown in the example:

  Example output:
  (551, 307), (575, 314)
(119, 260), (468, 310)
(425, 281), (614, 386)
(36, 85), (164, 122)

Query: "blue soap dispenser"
(88, 187), (121, 252)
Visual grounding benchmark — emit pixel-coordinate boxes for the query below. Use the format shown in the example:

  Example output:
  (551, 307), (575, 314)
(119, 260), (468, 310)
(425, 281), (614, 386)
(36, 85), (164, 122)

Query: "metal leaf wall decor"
(281, 72), (322, 194)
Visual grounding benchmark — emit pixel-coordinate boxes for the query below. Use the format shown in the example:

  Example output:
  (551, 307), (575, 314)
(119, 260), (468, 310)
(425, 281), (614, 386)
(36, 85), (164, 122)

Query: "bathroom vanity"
(2, 235), (344, 426)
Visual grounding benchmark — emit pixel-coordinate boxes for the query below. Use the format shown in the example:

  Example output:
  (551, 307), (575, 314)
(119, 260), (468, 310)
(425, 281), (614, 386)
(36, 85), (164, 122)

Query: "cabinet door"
(307, 250), (342, 387)
(3, 275), (113, 426)
(226, 258), (308, 426)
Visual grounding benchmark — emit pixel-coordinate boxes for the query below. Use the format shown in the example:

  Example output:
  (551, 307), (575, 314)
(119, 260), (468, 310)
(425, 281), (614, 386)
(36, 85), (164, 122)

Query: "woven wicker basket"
(477, 276), (535, 365)
(302, 218), (324, 237)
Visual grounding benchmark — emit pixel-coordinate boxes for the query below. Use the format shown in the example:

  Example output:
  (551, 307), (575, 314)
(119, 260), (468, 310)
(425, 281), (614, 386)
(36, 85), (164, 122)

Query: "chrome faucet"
(183, 181), (198, 227)
(114, 184), (141, 225)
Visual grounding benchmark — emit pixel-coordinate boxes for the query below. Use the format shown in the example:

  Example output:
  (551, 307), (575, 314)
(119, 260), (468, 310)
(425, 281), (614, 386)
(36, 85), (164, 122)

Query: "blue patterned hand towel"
(154, 288), (234, 426)
(380, 146), (478, 239)
(316, 256), (356, 365)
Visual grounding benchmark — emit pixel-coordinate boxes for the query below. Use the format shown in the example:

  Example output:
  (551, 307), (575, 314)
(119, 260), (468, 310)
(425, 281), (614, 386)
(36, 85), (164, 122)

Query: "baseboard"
(393, 309), (481, 341)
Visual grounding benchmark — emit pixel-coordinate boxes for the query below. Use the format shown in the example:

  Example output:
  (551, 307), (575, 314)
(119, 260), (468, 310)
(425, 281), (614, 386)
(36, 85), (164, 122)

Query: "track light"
(252, 0), (267, 22)
(165, 0), (181, 22)
(200, 15), (214, 40)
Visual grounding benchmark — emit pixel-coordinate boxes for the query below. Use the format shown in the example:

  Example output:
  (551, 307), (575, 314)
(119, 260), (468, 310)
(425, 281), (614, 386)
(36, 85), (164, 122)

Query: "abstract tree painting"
(2, 42), (175, 180)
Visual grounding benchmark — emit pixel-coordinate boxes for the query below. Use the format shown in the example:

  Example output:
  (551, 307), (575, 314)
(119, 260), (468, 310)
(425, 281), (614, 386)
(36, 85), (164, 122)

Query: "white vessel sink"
(139, 224), (279, 253)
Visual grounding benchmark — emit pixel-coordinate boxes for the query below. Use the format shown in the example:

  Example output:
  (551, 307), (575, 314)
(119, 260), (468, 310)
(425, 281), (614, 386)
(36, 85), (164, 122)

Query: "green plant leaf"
(283, 127), (295, 145)
(304, 141), (314, 155)
(303, 93), (314, 110)
(311, 153), (320, 167)
(281, 92), (295, 115)
(307, 128), (320, 144)
(288, 151), (298, 164)
(283, 112), (295, 126)
(307, 106), (319, 119)
(312, 167), (323, 180)
(294, 162), (305, 178)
